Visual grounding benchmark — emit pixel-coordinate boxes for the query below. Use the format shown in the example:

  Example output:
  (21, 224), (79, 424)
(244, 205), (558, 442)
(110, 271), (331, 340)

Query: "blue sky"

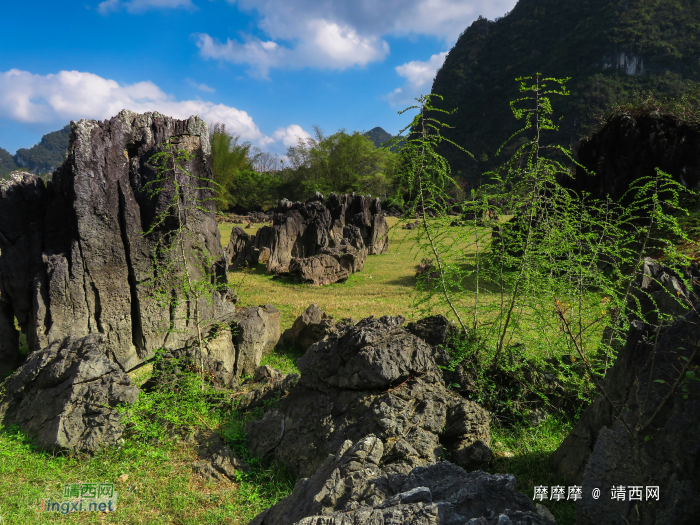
(0, 0), (517, 157)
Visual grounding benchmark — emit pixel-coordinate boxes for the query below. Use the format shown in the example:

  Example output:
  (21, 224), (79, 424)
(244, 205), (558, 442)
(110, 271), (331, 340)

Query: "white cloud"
(272, 124), (311, 148)
(387, 51), (447, 106)
(0, 69), (270, 146)
(196, 19), (388, 78)
(196, 0), (516, 74)
(186, 78), (215, 92)
(97, 0), (195, 14)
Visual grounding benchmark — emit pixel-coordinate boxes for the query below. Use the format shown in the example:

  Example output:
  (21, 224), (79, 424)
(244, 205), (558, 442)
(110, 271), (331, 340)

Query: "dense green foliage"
(431, 0), (700, 187)
(211, 125), (399, 211)
(398, 77), (695, 429)
(281, 127), (396, 200)
(0, 147), (18, 178)
(210, 123), (255, 211)
(14, 124), (70, 173)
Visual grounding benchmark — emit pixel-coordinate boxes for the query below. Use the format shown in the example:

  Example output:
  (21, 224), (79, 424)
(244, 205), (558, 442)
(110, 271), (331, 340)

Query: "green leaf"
(653, 379), (666, 384)
(687, 371), (696, 380)
(644, 435), (652, 443)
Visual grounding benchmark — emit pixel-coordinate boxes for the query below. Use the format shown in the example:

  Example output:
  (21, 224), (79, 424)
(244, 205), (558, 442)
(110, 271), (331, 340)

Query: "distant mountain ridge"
(0, 124), (71, 178)
(363, 127), (394, 148)
(429, 0), (700, 186)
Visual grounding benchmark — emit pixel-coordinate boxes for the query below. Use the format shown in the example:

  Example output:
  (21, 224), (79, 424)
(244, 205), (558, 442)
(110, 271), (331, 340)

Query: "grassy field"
(0, 215), (582, 525)
(219, 217), (440, 328)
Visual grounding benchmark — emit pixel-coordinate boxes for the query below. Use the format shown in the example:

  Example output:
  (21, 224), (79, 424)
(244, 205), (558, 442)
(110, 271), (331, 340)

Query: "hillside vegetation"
(431, 0), (700, 186)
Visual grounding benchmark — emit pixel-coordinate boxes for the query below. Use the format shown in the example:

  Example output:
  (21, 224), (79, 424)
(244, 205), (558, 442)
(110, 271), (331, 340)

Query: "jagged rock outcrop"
(281, 304), (338, 351)
(231, 305), (281, 378)
(550, 260), (700, 525)
(0, 172), (46, 376)
(145, 304), (281, 389)
(226, 193), (389, 285)
(249, 435), (556, 525)
(288, 225), (367, 286)
(192, 431), (249, 482)
(0, 112), (234, 374)
(0, 334), (139, 452)
(246, 316), (492, 479)
(567, 113), (700, 203)
(235, 365), (300, 411)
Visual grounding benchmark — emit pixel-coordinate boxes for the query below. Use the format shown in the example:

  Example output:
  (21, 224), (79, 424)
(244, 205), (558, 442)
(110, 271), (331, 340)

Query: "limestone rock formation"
(0, 334), (139, 452)
(551, 259), (699, 486)
(568, 113), (700, 203)
(281, 304), (337, 351)
(231, 304), (281, 378)
(249, 435), (556, 525)
(0, 112), (234, 374)
(146, 304), (281, 389)
(0, 172), (46, 376)
(550, 261), (700, 525)
(246, 316), (492, 479)
(235, 366), (299, 411)
(192, 431), (249, 482)
(226, 193), (389, 285)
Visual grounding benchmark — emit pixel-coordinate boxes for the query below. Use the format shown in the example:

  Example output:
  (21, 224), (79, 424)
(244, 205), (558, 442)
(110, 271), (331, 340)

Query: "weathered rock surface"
(549, 261), (700, 524)
(281, 304), (337, 351)
(193, 431), (249, 482)
(226, 193), (388, 285)
(249, 435), (556, 525)
(0, 172), (47, 376)
(0, 334), (139, 452)
(235, 366), (299, 411)
(146, 304), (281, 389)
(575, 304), (700, 525)
(288, 225), (367, 286)
(567, 112), (700, 203)
(247, 316), (492, 479)
(0, 112), (234, 374)
(232, 304), (281, 378)
(551, 259), (699, 486)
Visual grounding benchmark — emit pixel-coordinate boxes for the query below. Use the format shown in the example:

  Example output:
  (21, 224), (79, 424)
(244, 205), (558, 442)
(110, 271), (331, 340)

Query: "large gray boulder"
(281, 303), (337, 351)
(0, 334), (139, 452)
(147, 304), (281, 388)
(0, 112), (234, 374)
(232, 304), (281, 378)
(574, 304), (700, 525)
(246, 316), (492, 478)
(551, 259), (699, 486)
(550, 260), (700, 524)
(225, 193), (389, 285)
(249, 435), (556, 525)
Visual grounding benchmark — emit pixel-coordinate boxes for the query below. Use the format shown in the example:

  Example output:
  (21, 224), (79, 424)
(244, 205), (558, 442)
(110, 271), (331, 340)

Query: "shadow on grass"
(385, 275), (417, 287)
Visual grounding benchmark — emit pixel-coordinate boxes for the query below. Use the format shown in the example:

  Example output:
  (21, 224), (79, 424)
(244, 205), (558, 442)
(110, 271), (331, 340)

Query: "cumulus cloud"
(386, 51), (447, 106)
(0, 69), (271, 146)
(97, 0), (195, 14)
(272, 124), (311, 148)
(186, 78), (215, 92)
(196, 0), (515, 75)
(196, 19), (388, 78)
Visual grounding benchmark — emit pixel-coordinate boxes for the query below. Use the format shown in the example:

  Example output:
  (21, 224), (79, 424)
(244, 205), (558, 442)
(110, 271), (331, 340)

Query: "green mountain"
(363, 127), (394, 148)
(0, 148), (19, 178)
(14, 124), (71, 174)
(430, 0), (700, 186)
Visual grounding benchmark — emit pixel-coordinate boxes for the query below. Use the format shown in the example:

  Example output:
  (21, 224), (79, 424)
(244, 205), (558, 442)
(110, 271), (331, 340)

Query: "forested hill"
(363, 127), (394, 148)
(15, 124), (71, 174)
(430, 0), (700, 186)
